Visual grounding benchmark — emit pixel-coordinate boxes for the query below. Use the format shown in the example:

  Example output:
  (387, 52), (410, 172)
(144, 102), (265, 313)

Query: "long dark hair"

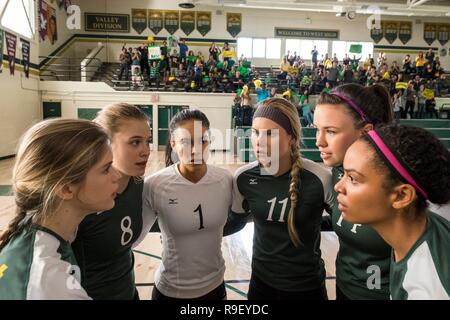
(363, 124), (450, 213)
(317, 83), (394, 128)
(165, 109), (210, 167)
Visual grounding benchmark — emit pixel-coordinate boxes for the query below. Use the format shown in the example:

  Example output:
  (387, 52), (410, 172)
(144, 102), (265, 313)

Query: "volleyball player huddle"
(0, 83), (449, 300)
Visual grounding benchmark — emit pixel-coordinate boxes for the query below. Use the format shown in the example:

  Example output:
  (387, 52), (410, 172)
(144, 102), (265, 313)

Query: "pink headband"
(331, 91), (371, 124)
(367, 130), (428, 200)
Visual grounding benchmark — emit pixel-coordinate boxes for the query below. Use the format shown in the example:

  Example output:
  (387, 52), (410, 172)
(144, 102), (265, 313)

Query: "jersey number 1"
(194, 204), (205, 230)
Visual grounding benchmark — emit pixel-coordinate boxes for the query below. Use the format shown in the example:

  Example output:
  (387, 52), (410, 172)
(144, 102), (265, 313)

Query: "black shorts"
(247, 273), (328, 300)
(152, 281), (226, 301)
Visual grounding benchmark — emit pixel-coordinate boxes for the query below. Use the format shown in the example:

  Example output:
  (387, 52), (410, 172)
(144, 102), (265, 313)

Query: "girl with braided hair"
(0, 119), (120, 299)
(335, 124), (450, 299)
(227, 97), (334, 300)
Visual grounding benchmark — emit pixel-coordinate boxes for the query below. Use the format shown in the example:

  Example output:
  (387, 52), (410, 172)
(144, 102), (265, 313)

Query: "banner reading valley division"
(5, 31), (17, 75)
(132, 9), (147, 34)
(21, 38), (30, 78)
(0, 29), (3, 74)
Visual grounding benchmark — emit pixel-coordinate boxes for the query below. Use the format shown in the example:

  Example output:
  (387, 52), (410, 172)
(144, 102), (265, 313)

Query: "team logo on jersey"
(0, 264), (8, 279)
(249, 178), (258, 185)
(338, 173), (344, 180)
(169, 198), (178, 204)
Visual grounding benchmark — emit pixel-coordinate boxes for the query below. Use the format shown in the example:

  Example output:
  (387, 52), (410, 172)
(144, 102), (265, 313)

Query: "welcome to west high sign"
(275, 28), (339, 39)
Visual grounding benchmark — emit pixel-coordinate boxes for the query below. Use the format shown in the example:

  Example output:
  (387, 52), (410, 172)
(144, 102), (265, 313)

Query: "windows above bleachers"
(0, 0), (35, 39)
(285, 39), (328, 61)
(237, 37), (281, 60)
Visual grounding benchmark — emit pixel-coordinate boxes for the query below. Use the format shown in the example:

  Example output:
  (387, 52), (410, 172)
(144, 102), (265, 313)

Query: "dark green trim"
(72, 33), (237, 44)
(374, 45), (439, 51)
(0, 154), (14, 161)
(3, 58), (39, 71)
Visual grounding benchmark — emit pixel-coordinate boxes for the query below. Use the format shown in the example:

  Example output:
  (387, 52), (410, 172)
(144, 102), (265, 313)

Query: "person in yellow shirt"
(279, 57), (290, 79)
(415, 52), (425, 76)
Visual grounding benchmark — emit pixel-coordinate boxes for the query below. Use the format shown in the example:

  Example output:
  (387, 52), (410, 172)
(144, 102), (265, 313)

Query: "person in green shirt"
(72, 103), (153, 300)
(226, 97), (334, 300)
(336, 124), (450, 300)
(314, 83), (394, 300)
(0, 119), (120, 299)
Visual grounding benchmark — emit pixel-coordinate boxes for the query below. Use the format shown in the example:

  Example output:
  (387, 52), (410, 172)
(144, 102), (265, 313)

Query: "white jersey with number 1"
(142, 163), (232, 299)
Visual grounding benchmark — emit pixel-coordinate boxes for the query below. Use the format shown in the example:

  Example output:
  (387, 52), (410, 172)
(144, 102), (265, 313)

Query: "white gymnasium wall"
(0, 2), (41, 157)
(67, 0), (450, 69)
(38, 1), (76, 59)
(40, 81), (234, 150)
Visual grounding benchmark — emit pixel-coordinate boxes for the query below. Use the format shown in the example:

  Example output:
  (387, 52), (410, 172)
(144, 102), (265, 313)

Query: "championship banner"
(399, 22), (412, 45)
(164, 10), (180, 35)
(5, 32), (17, 75)
(424, 23), (437, 45)
(437, 24), (449, 46)
(180, 11), (195, 36)
(370, 23), (383, 44)
(196, 11), (211, 37)
(39, 0), (49, 41)
(384, 21), (398, 44)
(148, 10), (163, 35)
(21, 38), (30, 78)
(0, 29), (4, 74)
(132, 9), (147, 34)
(226, 13), (241, 38)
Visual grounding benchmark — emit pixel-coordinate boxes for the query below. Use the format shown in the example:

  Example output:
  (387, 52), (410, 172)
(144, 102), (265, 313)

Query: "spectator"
(178, 39), (189, 64)
(311, 46), (319, 69)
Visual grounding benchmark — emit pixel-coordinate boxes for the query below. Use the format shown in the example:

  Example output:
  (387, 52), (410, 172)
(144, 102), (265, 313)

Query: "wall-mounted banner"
(424, 23), (437, 45)
(148, 10), (163, 34)
(437, 24), (449, 46)
(47, 5), (57, 45)
(0, 29), (4, 74)
(196, 11), (211, 36)
(275, 28), (339, 39)
(180, 11), (195, 36)
(21, 38), (30, 78)
(226, 13), (241, 38)
(39, 0), (49, 41)
(85, 13), (130, 32)
(370, 24), (383, 44)
(164, 10), (179, 35)
(131, 9), (147, 34)
(5, 31), (16, 75)
(384, 21), (398, 44)
(399, 21), (412, 45)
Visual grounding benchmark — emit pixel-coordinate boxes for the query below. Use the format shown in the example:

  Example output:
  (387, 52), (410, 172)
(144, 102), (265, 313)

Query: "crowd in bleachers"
(116, 39), (450, 121)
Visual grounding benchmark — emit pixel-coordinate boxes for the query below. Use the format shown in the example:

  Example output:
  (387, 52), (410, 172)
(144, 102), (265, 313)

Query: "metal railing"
(39, 55), (103, 81)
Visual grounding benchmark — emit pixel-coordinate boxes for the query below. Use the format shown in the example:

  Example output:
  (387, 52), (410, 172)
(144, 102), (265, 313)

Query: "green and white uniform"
(232, 159), (333, 292)
(142, 164), (232, 299)
(0, 224), (90, 300)
(72, 178), (152, 300)
(390, 211), (450, 300)
(329, 166), (390, 299)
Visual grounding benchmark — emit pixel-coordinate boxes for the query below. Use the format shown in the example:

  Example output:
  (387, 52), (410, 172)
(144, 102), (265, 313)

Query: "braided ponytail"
(287, 146), (302, 247)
